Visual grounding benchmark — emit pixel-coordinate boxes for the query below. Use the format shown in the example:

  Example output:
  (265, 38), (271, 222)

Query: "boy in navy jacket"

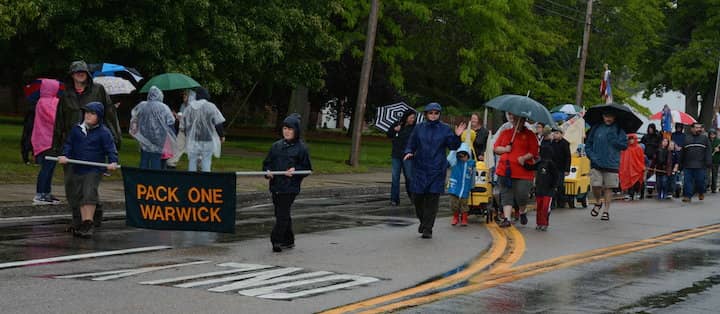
(263, 114), (312, 252)
(58, 102), (118, 237)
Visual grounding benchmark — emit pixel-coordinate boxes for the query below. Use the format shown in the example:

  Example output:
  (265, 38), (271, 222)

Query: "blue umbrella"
(552, 112), (568, 122)
(89, 63), (143, 85)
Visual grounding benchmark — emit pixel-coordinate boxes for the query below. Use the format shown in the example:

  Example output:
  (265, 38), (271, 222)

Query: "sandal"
(601, 212), (609, 221)
(590, 203), (602, 217)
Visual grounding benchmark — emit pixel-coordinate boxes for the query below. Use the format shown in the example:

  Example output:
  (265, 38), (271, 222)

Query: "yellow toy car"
(468, 160), (494, 223)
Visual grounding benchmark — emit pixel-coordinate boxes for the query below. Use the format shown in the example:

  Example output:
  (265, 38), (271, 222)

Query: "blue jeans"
(656, 175), (668, 198)
(683, 168), (706, 198)
(35, 154), (57, 194)
(139, 150), (162, 169)
(390, 158), (413, 204)
(188, 151), (213, 172)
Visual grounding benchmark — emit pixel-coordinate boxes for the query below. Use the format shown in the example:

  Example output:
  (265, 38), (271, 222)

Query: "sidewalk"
(0, 170), (394, 218)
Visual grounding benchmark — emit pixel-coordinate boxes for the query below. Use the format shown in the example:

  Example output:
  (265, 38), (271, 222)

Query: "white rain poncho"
(180, 90), (226, 158)
(130, 86), (177, 154)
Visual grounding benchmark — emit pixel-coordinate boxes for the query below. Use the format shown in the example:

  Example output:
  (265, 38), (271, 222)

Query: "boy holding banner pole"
(57, 102), (119, 238)
(263, 114), (312, 252)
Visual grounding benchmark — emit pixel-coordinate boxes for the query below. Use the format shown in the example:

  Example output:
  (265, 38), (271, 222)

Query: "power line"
(533, 4), (585, 24)
(540, 0), (584, 14)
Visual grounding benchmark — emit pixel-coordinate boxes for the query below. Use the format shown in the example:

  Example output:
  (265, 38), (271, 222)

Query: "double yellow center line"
(322, 223), (720, 314)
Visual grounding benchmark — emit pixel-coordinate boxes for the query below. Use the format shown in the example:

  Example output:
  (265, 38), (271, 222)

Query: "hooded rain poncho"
(31, 79), (61, 156)
(130, 86), (176, 154)
(180, 90), (226, 158)
(619, 133), (646, 191)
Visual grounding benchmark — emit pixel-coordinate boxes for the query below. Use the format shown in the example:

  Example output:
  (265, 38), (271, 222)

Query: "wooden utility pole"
(713, 60), (720, 111)
(575, 0), (594, 106)
(350, 0), (380, 167)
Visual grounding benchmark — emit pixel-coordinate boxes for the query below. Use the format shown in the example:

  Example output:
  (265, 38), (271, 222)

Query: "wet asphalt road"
(0, 193), (426, 264)
(3, 193), (720, 313)
(400, 232), (720, 314)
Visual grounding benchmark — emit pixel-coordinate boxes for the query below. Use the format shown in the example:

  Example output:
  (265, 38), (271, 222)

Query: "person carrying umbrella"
(585, 111), (628, 221)
(493, 113), (539, 228)
(386, 109), (416, 206)
(53, 61), (122, 231)
(403, 102), (466, 239)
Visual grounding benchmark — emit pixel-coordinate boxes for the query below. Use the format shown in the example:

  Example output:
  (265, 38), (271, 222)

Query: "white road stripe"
(140, 263), (273, 285)
(0, 245), (172, 270)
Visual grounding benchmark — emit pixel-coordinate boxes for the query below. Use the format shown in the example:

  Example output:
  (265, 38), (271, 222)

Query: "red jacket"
(494, 127), (539, 180)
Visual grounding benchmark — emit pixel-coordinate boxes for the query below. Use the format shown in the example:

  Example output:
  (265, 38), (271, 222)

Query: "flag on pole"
(600, 65), (613, 104)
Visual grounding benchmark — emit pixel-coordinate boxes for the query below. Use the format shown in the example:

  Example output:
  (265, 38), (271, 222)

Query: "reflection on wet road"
(0, 193), (432, 264)
(401, 233), (720, 314)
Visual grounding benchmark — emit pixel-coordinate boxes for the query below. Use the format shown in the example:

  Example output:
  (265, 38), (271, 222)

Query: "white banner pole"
(235, 171), (312, 176)
(45, 156), (120, 168)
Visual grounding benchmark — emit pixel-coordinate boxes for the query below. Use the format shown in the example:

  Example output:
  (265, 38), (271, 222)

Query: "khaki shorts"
(590, 168), (619, 188)
(449, 195), (469, 213)
(497, 177), (533, 207)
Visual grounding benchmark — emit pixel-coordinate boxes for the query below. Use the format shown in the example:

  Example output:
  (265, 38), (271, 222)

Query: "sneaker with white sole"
(33, 194), (61, 205)
(32, 195), (50, 205)
(45, 194), (61, 205)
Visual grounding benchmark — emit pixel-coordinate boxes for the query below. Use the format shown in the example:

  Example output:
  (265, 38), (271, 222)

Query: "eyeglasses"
(427, 111), (440, 115)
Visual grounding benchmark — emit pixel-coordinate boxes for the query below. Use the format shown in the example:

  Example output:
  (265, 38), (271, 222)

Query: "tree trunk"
(288, 85), (310, 131)
(700, 89), (715, 127)
(684, 85), (699, 120)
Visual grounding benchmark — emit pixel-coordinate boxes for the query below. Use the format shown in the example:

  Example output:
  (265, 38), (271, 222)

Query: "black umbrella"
(485, 94), (556, 127)
(585, 103), (643, 134)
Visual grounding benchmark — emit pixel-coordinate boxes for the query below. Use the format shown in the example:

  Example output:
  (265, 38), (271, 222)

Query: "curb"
(0, 185), (389, 219)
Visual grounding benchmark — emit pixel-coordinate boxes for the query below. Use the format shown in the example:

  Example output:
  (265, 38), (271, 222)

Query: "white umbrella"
(94, 76), (136, 95)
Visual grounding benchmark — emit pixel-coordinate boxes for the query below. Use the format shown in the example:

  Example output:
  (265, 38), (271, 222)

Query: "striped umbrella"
(648, 110), (697, 125)
(374, 102), (420, 132)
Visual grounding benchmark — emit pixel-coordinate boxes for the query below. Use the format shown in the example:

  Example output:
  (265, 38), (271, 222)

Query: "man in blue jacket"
(585, 112), (627, 221)
(404, 103), (466, 239)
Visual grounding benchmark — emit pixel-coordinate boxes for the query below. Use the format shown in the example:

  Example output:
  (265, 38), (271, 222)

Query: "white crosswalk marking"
(52, 260), (382, 300)
(140, 263), (273, 285)
(0, 246), (172, 270)
(175, 267), (303, 288)
(55, 261), (210, 280)
(238, 274), (381, 299)
(209, 270), (334, 292)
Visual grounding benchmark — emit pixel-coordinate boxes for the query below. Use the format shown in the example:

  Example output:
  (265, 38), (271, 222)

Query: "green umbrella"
(485, 94), (556, 127)
(139, 73), (200, 93)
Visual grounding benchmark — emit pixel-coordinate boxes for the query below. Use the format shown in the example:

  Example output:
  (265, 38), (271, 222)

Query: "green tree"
(639, 0), (720, 126)
(1, 0), (342, 124)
